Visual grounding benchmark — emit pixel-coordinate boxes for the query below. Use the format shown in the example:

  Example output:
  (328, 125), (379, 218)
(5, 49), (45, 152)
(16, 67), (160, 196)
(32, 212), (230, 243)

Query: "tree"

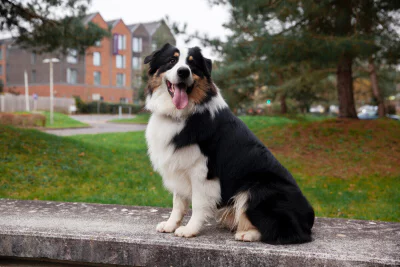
(357, 0), (400, 117)
(188, 0), (400, 118)
(0, 0), (109, 54)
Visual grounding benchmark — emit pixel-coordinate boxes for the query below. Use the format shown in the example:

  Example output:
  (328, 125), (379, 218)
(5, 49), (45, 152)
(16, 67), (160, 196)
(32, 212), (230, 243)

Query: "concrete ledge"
(0, 199), (399, 267)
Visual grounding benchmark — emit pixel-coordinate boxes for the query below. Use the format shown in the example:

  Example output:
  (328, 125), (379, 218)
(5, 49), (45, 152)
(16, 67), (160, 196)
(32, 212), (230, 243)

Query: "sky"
(89, 0), (231, 59)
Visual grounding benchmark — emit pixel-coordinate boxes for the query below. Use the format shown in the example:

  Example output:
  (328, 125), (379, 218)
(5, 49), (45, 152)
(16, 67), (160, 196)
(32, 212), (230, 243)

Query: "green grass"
(42, 111), (89, 129)
(0, 115), (399, 222)
(0, 126), (170, 206)
(108, 113), (327, 128)
(108, 113), (151, 124)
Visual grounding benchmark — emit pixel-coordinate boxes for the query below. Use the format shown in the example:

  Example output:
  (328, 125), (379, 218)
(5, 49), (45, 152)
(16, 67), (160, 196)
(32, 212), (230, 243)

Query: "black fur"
(173, 108), (315, 244)
(187, 47), (212, 78)
(144, 43), (179, 75)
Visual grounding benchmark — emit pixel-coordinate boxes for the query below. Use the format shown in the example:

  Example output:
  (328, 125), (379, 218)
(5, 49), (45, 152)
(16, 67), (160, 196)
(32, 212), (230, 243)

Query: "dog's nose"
(177, 67), (190, 79)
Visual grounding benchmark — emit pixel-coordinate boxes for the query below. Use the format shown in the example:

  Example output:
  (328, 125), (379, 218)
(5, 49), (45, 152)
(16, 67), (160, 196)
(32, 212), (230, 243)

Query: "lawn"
(108, 113), (150, 124)
(42, 111), (89, 129)
(0, 116), (399, 222)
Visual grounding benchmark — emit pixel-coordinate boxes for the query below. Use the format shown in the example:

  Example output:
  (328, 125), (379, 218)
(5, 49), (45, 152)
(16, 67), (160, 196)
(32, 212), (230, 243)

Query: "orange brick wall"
(10, 84), (133, 103)
(110, 20), (132, 89)
(85, 14), (111, 87)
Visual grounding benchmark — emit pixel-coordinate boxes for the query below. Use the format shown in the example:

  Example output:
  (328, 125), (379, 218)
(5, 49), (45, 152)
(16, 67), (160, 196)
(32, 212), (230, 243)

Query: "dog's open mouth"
(166, 80), (192, 110)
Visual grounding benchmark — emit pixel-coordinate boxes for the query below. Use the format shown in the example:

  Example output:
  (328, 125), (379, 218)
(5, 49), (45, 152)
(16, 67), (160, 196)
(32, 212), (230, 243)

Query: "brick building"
(128, 20), (176, 101)
(0, 14), (175, 104)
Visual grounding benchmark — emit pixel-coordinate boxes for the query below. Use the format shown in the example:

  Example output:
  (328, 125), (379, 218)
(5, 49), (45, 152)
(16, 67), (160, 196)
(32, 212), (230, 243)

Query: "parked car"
(357, 105), (399, 120)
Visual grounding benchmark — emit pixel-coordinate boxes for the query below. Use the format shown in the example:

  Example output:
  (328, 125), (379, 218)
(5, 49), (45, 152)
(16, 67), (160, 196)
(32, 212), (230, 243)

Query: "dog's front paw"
(156, 221), (179, 233)
(174, 225), (198, 238)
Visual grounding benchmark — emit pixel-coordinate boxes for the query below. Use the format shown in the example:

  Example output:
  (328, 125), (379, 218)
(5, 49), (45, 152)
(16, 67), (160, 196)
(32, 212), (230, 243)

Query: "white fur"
(194, 87), (228, 118)
(145, 47), (229, 238)
(165, 48), (194, 86)
(235, 229), (262, 242)
(146, 113), (221, 237)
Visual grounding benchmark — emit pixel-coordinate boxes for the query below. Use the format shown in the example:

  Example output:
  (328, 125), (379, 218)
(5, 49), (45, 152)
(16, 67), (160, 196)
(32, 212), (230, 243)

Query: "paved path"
(44, 115), (147, 136)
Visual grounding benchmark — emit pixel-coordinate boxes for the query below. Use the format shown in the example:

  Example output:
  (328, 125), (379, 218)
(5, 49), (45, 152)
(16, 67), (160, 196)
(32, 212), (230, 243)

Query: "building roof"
(127, 20), (164, 35)
(127, 23), (140, 33)
(142, 21), (162, 36)
(106, 19), (121, 29)
(82, 12), (99, 25)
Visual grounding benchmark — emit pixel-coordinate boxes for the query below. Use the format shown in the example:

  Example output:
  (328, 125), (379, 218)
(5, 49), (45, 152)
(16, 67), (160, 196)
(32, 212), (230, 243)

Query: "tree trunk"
(280, 94), (287, 114)
(337, 55), (358, 118)
(368, 58), (386, 117)
(277, 72), (287, 114)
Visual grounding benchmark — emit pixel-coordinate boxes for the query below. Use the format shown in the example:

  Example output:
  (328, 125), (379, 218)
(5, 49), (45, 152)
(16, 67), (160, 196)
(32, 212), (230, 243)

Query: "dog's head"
(144, 43), (216, 117)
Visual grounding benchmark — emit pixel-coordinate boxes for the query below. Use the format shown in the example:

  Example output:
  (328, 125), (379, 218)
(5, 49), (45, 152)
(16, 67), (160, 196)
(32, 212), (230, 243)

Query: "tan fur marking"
(237, 212), (256, 232)
(174, 52), (180, 57)
(188, 56), (193, 61)
(147, 71), (164, 94)
(190, 74), (209, 104)
(217, 192), (256, 232)
(217, 207), (236, 231)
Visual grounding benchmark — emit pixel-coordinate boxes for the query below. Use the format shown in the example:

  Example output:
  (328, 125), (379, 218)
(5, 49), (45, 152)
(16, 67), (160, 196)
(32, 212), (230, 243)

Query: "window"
(116, 73), (125, 87)
(133, 37), (142, 52)
(0, 49), (3, 60)
(120, 97), (128, 104)
(67, 68), (78, 84)
(31, 53), (36, 64)
(151, 42), (157, 52)
(31, 70), (36, 83)
(116, 55), (126, 68)
(118, 35), (126, 50)
(66, 49), (78, 64)
(0, 65), (2, 75)
(132, 56), (141, 70)
(95, 40), (101, 47)
(94, 71), (101, 85)
(93, 52), (101, 66)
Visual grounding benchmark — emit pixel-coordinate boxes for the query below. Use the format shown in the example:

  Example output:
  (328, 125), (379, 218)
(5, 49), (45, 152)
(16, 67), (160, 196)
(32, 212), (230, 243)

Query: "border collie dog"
(144, 43), (315, 244)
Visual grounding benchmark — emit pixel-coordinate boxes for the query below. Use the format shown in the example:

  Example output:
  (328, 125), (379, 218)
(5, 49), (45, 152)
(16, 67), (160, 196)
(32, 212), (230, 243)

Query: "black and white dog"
(144, 43), (315, 244)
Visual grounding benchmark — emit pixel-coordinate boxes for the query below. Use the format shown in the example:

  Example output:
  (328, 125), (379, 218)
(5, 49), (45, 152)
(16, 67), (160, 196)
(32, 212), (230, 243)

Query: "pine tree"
(0, 0), (109, 54)
(202, 0), (400, 118)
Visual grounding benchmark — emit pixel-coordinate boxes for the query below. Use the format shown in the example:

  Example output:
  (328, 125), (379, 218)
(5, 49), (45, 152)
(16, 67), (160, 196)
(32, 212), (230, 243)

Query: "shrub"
(386, 104), (396, 115)
(0, 113), (46, 127)
(73, 97), (144, 114)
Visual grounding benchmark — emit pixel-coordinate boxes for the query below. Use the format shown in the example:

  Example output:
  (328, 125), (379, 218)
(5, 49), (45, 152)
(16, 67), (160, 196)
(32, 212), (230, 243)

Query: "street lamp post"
(43, 58), (59, 125)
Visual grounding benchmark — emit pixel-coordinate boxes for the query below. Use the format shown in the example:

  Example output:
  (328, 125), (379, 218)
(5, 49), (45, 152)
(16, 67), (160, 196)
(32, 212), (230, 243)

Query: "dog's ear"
(144, 43), (171, 64)
(204, 57), (212, 74)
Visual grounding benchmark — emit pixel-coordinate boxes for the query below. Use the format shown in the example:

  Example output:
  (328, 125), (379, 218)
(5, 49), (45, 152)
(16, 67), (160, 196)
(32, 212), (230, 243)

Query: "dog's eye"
(169, 58), (176, 64)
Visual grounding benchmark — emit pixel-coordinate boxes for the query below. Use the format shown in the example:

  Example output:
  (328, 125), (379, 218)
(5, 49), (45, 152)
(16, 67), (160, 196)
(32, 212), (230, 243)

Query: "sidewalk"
(44, 115), (147, 136)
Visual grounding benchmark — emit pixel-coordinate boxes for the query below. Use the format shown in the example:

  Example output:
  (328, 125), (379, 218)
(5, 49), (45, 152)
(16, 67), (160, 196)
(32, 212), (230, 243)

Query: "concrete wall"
(0, 199), (399, 267)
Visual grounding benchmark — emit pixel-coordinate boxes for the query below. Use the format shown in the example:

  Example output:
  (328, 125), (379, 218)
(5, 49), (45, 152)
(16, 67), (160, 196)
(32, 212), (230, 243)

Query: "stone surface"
(0, 199), (399, 267)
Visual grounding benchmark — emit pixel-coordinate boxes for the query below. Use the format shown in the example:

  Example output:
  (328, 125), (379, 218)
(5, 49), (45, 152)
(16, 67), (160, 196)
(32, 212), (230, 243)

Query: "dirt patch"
(259, 119), (400, 179)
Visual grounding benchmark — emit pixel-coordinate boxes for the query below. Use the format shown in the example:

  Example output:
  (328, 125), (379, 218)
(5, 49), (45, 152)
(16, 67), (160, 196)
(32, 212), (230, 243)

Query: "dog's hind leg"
(232, 192), (262, 242)
(174, 156), (221, 237)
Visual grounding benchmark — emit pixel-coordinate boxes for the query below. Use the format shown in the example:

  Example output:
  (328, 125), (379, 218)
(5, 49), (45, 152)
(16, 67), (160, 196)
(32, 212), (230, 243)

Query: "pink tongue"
(172, 85), (188, 109)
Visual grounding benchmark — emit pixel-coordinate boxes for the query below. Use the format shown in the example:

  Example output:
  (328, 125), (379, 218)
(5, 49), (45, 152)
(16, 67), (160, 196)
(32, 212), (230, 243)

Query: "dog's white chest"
(145, 114), (203, 177)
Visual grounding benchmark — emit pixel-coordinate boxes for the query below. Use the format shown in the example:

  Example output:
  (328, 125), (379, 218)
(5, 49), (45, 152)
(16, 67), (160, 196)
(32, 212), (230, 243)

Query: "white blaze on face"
(165, 48), (193, 85)
(165, 48), (194, 110)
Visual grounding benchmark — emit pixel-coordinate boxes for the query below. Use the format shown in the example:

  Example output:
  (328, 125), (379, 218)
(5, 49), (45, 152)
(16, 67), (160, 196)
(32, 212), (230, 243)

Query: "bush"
(386, 104), (396, 115)
(0, 113), (46, 127)
(74, 96), (144, 114)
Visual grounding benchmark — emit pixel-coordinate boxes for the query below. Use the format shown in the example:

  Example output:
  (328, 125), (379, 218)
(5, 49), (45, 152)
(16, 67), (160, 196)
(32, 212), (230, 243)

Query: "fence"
(0, 93), (75, 113)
